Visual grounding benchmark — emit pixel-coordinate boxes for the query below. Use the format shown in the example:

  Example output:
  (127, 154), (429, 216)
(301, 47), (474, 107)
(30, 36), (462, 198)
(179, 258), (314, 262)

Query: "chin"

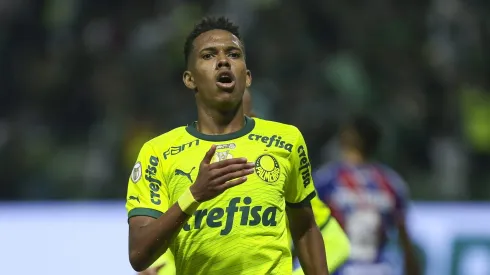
(215, 88), (239, 100)
(213, 95), (241, 111)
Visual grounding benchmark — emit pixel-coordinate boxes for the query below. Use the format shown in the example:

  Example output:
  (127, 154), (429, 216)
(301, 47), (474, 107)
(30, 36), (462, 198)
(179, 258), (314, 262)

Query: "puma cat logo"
(175, 167), (196, 183)
(128, 196), (140, 203)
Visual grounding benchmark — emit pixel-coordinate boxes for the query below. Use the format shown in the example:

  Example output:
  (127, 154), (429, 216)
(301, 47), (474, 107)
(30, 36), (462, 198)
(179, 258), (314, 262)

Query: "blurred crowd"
(1, 0), (489, 200)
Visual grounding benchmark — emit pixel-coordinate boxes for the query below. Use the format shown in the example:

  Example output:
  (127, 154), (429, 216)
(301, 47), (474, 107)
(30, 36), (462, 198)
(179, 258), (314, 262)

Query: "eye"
(202, 53), (213, 60)
(228, 52), (241, 58)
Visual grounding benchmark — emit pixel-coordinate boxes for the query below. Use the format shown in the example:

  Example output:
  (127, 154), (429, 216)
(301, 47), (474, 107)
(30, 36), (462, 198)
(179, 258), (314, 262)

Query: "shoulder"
(144, 126), (189, 152)
(374, 163), (409, 195)
(248, 118), (305, 156)
(252, 118), (303, 140)
(375, 163), (404, 182)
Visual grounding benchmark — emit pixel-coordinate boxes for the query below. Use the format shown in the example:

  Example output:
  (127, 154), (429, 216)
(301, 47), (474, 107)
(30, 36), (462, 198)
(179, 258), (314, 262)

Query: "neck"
(342, 149), (366, 165)
(196, 104), (245, 135)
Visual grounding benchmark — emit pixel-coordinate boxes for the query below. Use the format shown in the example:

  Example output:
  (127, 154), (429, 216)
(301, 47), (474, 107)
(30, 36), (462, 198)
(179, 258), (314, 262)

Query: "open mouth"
(216, 71), (236, 90)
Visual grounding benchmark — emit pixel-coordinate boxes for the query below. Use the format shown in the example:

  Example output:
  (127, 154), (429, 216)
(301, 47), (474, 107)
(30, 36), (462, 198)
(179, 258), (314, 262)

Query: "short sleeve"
(284, 129), (316, 207)
(126, 142), (169, 221)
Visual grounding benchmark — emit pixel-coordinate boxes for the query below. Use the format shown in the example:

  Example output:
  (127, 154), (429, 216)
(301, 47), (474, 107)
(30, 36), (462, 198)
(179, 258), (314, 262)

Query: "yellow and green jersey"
(126, 117), (316, 275)
(152, 196), (348, 275)
(152, 251), (176, 275)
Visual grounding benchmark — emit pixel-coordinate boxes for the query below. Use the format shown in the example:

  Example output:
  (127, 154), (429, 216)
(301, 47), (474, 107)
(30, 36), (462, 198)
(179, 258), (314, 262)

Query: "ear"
(246, 70), (252, 88)
(183, 70), (196, 90)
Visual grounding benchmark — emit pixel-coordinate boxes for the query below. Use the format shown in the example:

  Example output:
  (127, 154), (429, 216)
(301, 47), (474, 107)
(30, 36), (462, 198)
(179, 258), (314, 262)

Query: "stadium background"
(1, 0), (489, 274)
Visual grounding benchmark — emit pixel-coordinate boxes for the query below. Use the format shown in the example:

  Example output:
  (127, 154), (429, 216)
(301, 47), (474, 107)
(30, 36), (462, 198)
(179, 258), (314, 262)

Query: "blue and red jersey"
(315, 161), (409, 274)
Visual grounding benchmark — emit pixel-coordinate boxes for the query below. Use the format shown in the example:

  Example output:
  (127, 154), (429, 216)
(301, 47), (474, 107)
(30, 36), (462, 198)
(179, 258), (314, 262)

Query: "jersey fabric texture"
(154, 196), (339, 275)
(126, 117), (316, 275)
(314, 161), (409, 275)
(152, 250), (176, 275)
(154, 195), (337, 275)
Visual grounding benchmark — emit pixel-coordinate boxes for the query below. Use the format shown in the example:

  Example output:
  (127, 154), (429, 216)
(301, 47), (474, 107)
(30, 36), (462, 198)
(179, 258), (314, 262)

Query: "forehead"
(192, 29), (243, 52)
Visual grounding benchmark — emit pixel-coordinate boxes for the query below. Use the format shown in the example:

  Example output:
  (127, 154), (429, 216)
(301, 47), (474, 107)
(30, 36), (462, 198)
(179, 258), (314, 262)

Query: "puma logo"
(175, 167), (196, 183)
(128, 196), (140, 203)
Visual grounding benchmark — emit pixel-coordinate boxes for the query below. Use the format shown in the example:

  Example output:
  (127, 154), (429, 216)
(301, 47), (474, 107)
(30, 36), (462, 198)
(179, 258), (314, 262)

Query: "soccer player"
(126, 17), (329, 275)
(314, 115), (420, 275)
(137, 88), (350, 275)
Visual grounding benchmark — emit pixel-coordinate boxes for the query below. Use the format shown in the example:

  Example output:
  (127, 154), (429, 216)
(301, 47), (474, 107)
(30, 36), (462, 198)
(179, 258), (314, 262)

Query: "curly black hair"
(184, 16), (243, 67)
(341, 114), (382, 158)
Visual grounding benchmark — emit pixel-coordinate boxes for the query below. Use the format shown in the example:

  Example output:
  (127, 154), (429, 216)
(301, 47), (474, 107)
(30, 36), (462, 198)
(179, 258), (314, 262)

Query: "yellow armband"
(177, 188), (200, 215)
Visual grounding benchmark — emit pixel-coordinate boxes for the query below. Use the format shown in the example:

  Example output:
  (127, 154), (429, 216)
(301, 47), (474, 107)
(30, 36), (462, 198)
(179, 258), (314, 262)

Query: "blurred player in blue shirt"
(314, 115), (420, 275)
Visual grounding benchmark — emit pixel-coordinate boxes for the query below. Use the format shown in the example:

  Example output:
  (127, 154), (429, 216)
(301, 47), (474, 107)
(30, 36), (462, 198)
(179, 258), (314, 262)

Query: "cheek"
(194, 61), (216, 77)
(194, 69), (213, 83)
(234, 66), (247, 81)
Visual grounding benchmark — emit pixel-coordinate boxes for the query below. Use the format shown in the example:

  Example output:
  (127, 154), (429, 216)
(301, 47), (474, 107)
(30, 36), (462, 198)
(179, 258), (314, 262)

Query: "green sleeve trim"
(128, 208), (163, 221)
(286, 191), (316, 208)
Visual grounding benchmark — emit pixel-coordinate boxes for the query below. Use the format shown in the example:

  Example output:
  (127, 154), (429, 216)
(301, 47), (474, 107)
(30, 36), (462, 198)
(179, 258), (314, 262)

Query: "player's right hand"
(190, 145), (255, 202)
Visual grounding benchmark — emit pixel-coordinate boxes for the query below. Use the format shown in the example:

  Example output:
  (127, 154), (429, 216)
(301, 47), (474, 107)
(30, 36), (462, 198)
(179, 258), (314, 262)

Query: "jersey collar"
(186, 116), (255, 142)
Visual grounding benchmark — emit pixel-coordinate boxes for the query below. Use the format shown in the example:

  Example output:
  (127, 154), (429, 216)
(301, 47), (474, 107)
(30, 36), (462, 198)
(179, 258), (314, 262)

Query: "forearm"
(293, 226), (329, 275)
(398, 220), (420, 275)
(400, 238), (420, 275)
(129, 203), (190, 271)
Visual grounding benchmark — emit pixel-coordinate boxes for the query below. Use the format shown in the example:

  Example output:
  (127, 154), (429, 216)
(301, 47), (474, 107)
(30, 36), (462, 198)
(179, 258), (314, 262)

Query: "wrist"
(178, 188), (200, 215)
(189, 186), (203, 202)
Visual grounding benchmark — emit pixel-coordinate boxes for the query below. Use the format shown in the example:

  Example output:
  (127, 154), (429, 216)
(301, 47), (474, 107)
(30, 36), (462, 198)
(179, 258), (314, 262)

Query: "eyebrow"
(199, 46), (242, 54)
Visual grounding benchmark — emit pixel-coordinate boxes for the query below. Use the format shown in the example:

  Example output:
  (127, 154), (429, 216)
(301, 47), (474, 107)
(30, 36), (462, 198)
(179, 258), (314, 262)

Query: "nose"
(216, 53), (230, 69)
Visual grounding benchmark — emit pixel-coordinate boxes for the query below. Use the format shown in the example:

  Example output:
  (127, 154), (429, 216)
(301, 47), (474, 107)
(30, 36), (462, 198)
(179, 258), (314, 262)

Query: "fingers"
(214, 169), (254, 186)
(218, 176), (249, 190)
(211, 162), (255, 177)
(199, 147), (257, 196)
(202, 145), (217, 164)
(208, 157), (249, 169)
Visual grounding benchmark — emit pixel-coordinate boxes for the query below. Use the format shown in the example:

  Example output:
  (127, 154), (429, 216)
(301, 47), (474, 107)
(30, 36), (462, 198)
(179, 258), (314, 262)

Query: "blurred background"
(1, 0), (489, 274)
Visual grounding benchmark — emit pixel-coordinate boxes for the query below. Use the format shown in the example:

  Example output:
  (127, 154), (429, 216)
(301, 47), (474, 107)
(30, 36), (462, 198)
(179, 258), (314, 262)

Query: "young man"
(314, 115), (420, 275)
(138, 89), (350, 275)
(126, 17), (329, 275)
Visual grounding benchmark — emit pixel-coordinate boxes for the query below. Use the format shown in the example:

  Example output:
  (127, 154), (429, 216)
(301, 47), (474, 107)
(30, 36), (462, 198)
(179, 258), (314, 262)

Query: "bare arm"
(397, 218), (421, 275)
(288, 205), (329, 275)
(128, 204), (190, 271)
(128, 145), (255, 271)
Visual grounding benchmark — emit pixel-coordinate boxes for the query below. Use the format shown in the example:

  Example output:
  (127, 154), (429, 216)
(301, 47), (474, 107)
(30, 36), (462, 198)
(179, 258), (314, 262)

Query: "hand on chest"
(165, 141), (290, 201)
